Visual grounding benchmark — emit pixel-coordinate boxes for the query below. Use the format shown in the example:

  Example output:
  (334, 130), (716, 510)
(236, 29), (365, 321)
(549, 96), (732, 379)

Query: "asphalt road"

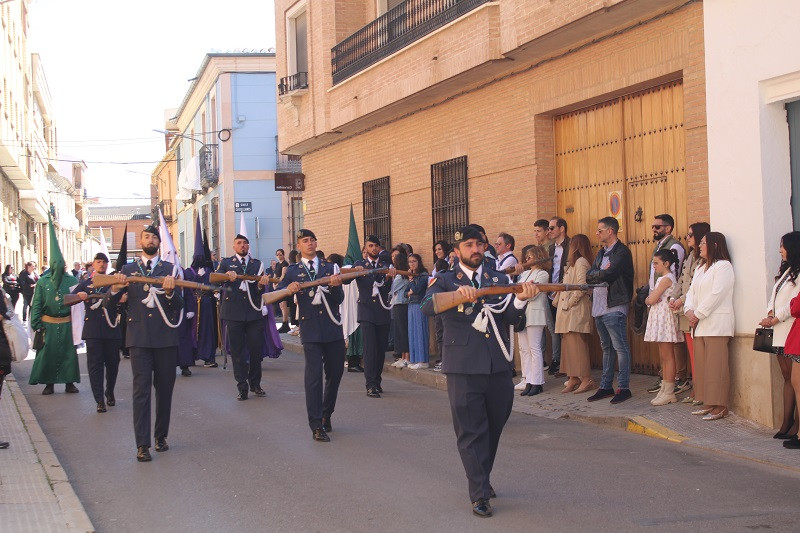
(12, 346), (800, 532)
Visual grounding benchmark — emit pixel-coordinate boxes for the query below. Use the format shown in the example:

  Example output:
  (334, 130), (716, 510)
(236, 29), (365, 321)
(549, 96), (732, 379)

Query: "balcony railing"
(277, 153), (302, 173)
(331, 0), (491, 84)
(199, 144), (219, 189)
(159, 199), (173, 222)
(278, 72), (309, 96)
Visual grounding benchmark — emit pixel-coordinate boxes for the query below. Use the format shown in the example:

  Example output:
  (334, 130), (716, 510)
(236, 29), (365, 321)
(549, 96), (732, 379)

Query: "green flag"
(47, 213), (66, 287)
(343, 204), (361, 266)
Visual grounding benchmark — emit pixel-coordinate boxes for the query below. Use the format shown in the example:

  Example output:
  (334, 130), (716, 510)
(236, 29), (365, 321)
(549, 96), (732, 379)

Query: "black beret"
(234, 234), (249, 243)
(296, 228), (317, 241)
(365, 235), (381, 246)
(454, 225), (485, 243)
(142, 225), (160, 239)
(466, 223), (486, 237)
(93, 253), (109, 262)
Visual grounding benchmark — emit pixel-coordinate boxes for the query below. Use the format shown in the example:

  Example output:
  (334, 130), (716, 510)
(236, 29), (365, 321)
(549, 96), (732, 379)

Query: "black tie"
(307, 260), (315, 278)
(146, 260), (152, 275)
(471, 272), (479, 288)
(242, 257), (247, 270)
(371, 261), (377, 269)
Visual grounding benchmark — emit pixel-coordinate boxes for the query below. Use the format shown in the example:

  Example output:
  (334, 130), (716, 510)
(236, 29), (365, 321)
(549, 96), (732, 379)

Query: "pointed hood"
(344, 203), (361, 266)
(203, 231), (213, 265)
(191, 212), (209, 270)
(115, 223), (129, 272)
(47, 213), (65, 287)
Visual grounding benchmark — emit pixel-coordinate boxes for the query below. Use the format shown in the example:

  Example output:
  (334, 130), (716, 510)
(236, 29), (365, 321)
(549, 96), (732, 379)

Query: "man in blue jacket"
(276, 229), (345, 442)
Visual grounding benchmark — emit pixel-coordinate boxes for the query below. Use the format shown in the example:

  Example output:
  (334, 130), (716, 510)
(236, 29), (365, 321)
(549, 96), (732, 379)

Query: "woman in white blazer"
(684, 232), (735, 421)
(516, 245), (552, 396)
(759, 232), (800, 439)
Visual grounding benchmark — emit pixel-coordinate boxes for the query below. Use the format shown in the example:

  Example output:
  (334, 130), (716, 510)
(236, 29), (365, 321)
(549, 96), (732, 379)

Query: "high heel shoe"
(774, 431), (794, 439)
(691, 407), (713, 416)
(520, 384), (532, 396)
(702, 408), (729, 421)
(573, 380), (596, 394)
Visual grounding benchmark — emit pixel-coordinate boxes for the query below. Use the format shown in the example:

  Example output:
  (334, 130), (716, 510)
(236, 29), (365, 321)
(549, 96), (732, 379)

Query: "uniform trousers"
(226, 319), (265, 393)
(130, 347), (177, 447)
(446, 371), (514, 503)
(85, 339), (121, 403)
(361, 321), (389, 390)
(303, 339), (346, 430)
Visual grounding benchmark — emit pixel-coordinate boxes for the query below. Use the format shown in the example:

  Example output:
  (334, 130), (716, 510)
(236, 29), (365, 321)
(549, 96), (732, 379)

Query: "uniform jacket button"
(485, 333), (490, 338)
(148, 313), (153, 317)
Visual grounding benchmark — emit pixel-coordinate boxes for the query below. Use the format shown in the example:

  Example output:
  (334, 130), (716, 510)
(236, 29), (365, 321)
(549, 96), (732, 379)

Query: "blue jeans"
(595, 311), (631, 390)
(543, 301), (560, 364)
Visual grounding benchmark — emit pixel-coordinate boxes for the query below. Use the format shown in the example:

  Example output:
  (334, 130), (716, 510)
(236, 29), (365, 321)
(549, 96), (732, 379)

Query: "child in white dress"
(645, 249), (682, 405)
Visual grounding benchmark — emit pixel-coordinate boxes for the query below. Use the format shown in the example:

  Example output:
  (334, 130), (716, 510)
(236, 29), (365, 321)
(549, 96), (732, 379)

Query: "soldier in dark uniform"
(72, 253), (123, 413)
(275, 229), (345, 442)
(421, 225), (536, 518)
(106, 225), (183, 462)
(351, 235), (395, 398)
(216, 234), (271, 401)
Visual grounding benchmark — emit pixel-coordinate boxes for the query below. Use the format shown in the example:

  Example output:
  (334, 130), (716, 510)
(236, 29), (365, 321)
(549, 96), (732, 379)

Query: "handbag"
(2, 314), (29, 362)
(513, 312), (527, 333)
(753, 328), (774, 353)
(32, 328), (45, 351)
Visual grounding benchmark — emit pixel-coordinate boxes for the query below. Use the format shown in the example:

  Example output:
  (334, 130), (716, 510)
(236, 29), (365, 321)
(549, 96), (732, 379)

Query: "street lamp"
(153, 129), (219, 189)
(153, 128), (207, 148)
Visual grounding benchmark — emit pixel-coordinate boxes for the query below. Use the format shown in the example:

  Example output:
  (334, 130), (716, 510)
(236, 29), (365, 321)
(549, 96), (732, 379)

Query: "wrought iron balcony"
(277, 153), (302, 173)
(159, 199), (173, 222)
(278, 72), (309, 96)
(199, 144), (219, 189)
(331, 0), (491, 84)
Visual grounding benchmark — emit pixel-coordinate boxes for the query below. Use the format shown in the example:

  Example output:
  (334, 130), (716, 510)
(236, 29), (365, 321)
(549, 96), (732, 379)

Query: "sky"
(27, 0), (277, 206)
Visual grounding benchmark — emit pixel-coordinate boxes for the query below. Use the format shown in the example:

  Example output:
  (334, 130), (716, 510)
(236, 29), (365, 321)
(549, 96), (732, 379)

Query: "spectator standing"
(406, 253), (430, 370)
(18, 262), (37, 322)
(644, 249), (682, 406)
(0, 288), (13, 449)
(759, 232), (800, 438)
(547, 217), (570, 376)
(390, 252), (410, 368)
(684, 232), (735, 421)
(516, 245), (551, 395)
(554, 235), (595, 394)
(2, 265), (20, 311)
(494, 233), (518, 274)
(586, 217), (635, 404)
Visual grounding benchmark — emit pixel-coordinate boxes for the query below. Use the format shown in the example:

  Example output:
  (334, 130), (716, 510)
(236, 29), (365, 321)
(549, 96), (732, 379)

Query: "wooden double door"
(553, 80), (686, 374)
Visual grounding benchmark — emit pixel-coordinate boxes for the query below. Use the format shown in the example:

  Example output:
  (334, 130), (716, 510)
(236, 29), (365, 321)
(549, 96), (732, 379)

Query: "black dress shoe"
(96, 402), (107, 413)
(322, 418), (332, 432)
(65, 383), (79, 393)
(136, 446), (152, 462)
(528, 385), (543, 396)
(42, 384), (54, 395)
(489, 485), (497, 499)
(312, 428), (330, 442)
(106, 394), (116, 406)
(347, 366), (361, 373)
(237, 390), (248, 401)
(783, 435), (800, 449)
(0, 441), (9, 449)
(155, 437), (169, 452)
(181, 367), (192, 377)
(587, 388), (615, 402)
(520, 384), (532, 396)
(547, 364), (560, 376)
(376, 385), (383, 393)
(354, 365), (364, 373)
(472, 498), (493, 517)
(278, 323), (291, 333)
(774, 431), (794, 439)
(366, 388), (381, 398)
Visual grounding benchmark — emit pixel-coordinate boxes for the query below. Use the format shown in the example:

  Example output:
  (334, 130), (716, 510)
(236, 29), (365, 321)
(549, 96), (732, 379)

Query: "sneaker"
(587, 388), (615, 402)
(410, 363), (428, 370)
(674, 378), (692, 394)
(203, 361), (219, 368)
(391, 360), (407, 368)
(647, 378), (662, 393)
(433, 362), (443, 372)
(610, 388), (632, 404)
(514, 380), (527, 391)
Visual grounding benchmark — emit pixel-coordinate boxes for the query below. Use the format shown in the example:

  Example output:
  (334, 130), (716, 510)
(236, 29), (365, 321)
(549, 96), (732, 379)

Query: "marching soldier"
(216, 233), (271, 401)
(351, 235), (395, 398)
(72, 253), (123, 413)
(421, 225), (536, 518)
(106, 225), (183, 462)
(276, 229), (345, 442)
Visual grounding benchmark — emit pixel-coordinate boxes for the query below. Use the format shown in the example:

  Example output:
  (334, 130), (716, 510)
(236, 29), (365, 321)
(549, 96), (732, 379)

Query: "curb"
(6, 375), (96, 533)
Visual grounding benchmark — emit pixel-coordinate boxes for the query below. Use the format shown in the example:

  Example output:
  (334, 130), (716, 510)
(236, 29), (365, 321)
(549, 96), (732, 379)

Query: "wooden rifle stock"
(431, 282), (607, 314)
(208, 272), (280, 285)
(63, 293), (104, 307)
(91, 274), (226, 293)
(261, 267), (412, 306)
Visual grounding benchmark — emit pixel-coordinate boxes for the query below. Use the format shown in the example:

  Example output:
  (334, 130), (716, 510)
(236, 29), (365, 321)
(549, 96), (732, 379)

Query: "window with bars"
(362, 176), (391, 248)
(431, 156), (468, 246)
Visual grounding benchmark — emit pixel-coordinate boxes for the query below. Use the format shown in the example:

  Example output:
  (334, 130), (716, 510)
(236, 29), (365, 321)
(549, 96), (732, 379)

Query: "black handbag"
(753, 328), (774, 353)
(513, 313), (527, 333)
(32, 329), (45, 351)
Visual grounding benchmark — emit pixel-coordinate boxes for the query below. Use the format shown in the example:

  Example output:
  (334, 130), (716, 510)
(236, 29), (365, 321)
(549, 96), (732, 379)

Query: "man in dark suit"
(421, 225), (535, 518)
(72, 253), (123, 413)
(276, 229), (345, 442)
(351, 235), (395, 398)
(106, 226), (183, 462)
(216, 234), (271, 401)
(546, 216), (570, 376)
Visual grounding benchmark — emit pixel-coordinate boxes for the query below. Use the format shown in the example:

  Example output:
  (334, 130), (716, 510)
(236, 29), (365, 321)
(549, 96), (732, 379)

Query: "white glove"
(186, 312), (195, 319)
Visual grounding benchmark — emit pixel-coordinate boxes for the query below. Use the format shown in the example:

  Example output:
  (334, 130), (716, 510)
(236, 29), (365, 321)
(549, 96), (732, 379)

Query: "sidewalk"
(0, 372), (95, 533)
(280, 333), (800, 473)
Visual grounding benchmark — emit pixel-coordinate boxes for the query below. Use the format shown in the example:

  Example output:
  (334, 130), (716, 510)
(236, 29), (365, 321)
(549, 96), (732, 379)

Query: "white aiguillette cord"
(311, 264), (343, 326)
(139, 263), (184, 329)
(470, 294), (514, 362)
(371, 276), (394, 311)
(89, 296), (120, 329)
(237, 259), (265, 313)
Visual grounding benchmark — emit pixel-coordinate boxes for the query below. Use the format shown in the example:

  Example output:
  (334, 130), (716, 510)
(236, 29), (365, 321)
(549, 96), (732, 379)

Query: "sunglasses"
(548, 226), (557, 231)
(687, 232), (694, 238)
(651, 224), (665, 229)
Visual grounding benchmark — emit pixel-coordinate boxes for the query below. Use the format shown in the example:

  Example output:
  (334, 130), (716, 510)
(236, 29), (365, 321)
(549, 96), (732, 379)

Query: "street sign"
(234, 202), (252, 212)
(275, 172), (305, 191)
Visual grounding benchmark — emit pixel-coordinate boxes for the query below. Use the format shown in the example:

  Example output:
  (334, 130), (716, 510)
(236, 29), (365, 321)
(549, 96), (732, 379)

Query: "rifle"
(502, 256), (551, 274)
(91, 274), (226, 293)
(431, 282), (608, 314)
(63, 293), (105, 307)
(262, 267), (411, 306)
(208, 272), (280, 285)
